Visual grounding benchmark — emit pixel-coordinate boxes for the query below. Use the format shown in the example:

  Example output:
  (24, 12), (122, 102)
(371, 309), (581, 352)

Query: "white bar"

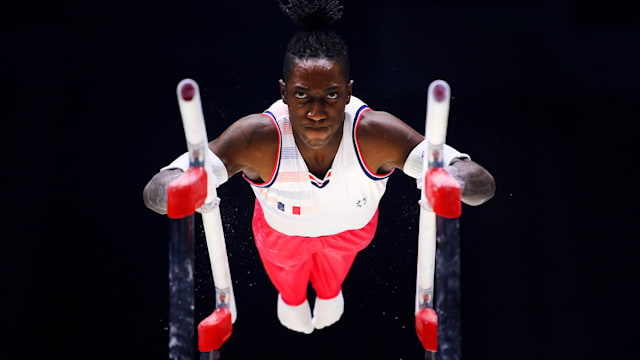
(202, 209), (237, 323)
(425, 80), (451, 147)
(177, 78), (207, 148)
(416, 80), (450, 314)
(202, 210), (229, 289)
(176, 78), (236, 323)
(417, 209), (436, 290)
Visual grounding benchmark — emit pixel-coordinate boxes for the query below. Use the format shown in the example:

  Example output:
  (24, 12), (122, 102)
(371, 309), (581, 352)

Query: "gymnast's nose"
(306, 101), (327, 121)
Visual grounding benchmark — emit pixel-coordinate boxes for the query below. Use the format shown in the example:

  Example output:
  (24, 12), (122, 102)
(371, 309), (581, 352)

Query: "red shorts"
(252, 199), (378, 306)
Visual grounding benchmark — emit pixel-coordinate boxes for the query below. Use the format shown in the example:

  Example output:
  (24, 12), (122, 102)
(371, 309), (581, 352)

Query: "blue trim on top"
(354, 104), (369, 122)
(310, 180), (330, 189)
(264, 111), (276, 121)
(308, 168), (332, 189)
(351, 105), (395, 181)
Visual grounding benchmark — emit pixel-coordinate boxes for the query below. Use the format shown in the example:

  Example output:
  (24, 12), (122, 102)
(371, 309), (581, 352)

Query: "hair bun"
(279, 0), (343, 30)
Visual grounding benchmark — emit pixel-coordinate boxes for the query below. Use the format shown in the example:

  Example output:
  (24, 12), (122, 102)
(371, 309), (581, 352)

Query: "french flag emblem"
(278, 201), (301, 215)
(309, 170), (332, 189)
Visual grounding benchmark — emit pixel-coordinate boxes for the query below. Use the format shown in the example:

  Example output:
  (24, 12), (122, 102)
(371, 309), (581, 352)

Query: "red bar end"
(415, 308), (438, 351)
(167, 167), (207, 219)
(425, 168), (462, 218)
(433, 84), (447, 102)
(198, 308), (233, 352)
(180, 83), (196, 101)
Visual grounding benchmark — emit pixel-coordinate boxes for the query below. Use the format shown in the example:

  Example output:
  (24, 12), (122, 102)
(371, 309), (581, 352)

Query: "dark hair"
(279, 0), (350, 83)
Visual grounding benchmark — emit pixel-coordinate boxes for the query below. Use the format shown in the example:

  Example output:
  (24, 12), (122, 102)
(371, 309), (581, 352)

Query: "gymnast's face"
(280, 58), (353, 150)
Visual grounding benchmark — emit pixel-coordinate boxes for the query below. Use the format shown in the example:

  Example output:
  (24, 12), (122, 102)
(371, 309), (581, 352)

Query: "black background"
(5, 0), (638, 359)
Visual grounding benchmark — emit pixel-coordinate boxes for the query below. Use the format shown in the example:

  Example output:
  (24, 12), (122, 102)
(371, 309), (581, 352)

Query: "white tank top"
(244, 96), (392, 237)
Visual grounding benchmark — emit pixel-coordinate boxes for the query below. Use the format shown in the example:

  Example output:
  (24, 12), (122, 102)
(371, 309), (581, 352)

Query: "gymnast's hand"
(143, 168), (219, 215)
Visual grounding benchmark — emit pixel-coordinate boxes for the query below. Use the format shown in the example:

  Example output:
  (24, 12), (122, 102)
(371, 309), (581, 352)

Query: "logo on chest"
(356, 197), (367, 208)
(278, 201), (301, 215)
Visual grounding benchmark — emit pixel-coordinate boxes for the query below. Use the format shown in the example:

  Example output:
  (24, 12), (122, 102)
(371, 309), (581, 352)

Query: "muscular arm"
(143, 113), (278, 214)
(208, 113), (279, 182)
(356, 110), (495, 206)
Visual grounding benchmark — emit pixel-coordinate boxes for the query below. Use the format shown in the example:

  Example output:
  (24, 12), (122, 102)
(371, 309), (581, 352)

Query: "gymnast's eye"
(327, 92), (338, 99)
(294, 91), (307, 99)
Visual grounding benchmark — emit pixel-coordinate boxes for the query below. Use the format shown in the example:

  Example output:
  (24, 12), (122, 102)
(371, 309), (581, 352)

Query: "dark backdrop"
(6, 1), (637, 359)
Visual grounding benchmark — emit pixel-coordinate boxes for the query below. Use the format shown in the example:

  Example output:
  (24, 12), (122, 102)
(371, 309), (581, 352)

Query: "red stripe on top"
(309, 175), (325, 185)
(308, 169), (332, 185)
(280, 121), (293, 135)
(242, 112), (281, 187)
(353, 107), (395, 178)
(278, 172), (309, 182)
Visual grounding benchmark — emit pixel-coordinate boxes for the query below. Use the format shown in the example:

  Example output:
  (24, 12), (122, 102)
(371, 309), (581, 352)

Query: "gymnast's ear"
(279, 79), (287, 105)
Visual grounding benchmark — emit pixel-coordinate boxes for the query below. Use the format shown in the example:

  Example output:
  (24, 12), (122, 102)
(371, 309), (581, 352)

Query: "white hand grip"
(177, 78), (207, 148)
(425, 80), (451, 146)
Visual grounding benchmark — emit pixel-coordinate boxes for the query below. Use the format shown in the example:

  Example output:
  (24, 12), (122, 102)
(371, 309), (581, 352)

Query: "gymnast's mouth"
(305, 125), (329, 129)
(303, 126), (330, 132)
